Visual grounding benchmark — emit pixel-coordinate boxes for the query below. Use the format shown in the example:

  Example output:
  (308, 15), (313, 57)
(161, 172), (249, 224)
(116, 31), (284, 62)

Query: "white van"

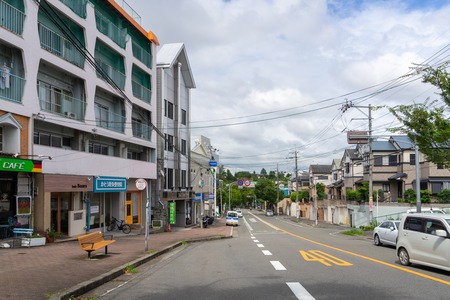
(226, 211), (239, 226)
(397, 213), (450, 272)
(406, 207), (445, 214)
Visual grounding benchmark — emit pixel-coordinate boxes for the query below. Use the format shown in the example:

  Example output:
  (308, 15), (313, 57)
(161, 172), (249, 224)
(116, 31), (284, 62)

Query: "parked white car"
(406, 208), (445, 214)
(397, 213), (450, 272)
(236, 210), (243, 218)
(373, 220), (400, 247)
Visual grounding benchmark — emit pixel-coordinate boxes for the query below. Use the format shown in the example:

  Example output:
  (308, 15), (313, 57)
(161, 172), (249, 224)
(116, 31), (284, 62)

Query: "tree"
(254, 177), (277, 209)
(390, 64), (450, 168)
(260, 168), (267, 176)
(316, 183), (325, 200)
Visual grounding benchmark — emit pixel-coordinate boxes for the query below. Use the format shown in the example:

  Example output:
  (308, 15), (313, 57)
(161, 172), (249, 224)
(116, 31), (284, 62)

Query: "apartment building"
(0, 0), (158, 236)
(156, 43), (196, 228)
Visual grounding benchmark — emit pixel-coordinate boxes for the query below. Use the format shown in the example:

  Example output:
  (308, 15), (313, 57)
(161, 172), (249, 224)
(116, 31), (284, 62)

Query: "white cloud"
(126, 0), (450, 173)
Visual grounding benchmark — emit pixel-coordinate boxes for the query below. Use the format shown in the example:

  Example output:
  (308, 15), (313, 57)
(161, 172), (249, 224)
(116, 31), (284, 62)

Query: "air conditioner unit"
(64, 112), (77, 119)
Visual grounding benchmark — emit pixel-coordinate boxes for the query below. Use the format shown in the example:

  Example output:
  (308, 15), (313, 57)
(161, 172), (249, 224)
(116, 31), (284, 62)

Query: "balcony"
(59, 0), (87, 18)
(0, 1), (24, 36)
(38, 23), (85, 68)
(132, 40), (152, 69)
(132, 80), (151, 103)
(95, 104), (125, 133)
(97, 60), (126, 90)
(132, 120), (152, 140)
(95, 11), (127, 48)
(38, 82), (86, 121)
(0, 71), (25, 103)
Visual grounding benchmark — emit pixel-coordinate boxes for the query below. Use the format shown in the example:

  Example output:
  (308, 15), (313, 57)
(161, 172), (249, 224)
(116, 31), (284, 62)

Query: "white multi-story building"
(0, 0), (158, 237)
(156, 43), (196, 227)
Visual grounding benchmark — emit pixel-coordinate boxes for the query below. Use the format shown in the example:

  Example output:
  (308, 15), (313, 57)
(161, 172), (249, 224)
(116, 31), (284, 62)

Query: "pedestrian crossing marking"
(300, 250), (352, 267)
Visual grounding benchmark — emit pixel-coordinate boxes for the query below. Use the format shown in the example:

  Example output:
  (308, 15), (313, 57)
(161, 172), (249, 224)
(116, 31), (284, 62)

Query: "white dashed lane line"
(287, 282), (316, 300)
(270, 261), (286, 270)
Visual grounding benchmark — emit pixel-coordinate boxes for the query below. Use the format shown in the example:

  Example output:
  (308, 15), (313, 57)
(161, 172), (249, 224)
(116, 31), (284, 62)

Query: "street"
(83, 210), (450, 299)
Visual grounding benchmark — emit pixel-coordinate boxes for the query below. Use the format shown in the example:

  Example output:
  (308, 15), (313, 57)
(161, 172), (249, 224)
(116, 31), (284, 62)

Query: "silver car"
(373, 220), (400, 247)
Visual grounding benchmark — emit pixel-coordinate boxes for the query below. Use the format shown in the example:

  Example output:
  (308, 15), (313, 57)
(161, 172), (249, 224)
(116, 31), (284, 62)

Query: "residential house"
(327, 158), (343, 200)
(191, 136), (218, 224)
(340, 148), (363, 199)
(0, 0), (158, 236)
(156, 43), (196, 228)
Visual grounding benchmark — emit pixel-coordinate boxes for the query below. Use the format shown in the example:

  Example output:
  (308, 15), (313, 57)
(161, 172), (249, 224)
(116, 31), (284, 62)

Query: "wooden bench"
(12, 228), (33, 237)
(77, 231), (115, 258)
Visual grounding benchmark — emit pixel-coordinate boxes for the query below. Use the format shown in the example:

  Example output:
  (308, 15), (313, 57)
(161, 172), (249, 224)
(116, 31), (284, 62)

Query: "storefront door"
(50, 192), (71, 234)
(126, 191), (140, 225)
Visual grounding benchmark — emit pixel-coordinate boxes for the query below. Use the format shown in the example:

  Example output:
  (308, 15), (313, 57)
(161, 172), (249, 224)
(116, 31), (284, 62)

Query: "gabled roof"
(157, 43), (196, 88)
(344, 148), (361, 160)
(389, 135), (414, 150)
(310, 164), (332, 174)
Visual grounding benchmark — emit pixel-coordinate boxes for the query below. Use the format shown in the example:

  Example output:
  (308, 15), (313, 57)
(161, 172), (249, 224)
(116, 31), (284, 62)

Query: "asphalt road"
(82, 210), (450, 299)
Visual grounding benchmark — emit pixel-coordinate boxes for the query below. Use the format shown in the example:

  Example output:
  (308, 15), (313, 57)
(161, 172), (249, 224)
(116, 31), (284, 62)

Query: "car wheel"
(398, 248), (411, 266)
(374, 234), (382, 246)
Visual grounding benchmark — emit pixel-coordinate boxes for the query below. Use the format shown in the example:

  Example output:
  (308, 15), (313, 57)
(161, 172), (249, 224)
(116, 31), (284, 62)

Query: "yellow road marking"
(300, 250), (353, 267)
(253, 214), (450, 286)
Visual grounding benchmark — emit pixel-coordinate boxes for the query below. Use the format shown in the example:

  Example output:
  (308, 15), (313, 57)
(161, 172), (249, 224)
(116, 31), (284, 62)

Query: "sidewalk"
(0, 218), (232, 300)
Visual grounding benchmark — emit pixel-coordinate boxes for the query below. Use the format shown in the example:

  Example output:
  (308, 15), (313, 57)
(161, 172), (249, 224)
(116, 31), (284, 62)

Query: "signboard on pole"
(169, 202), (176, 224)
(135, 178), (147, 190)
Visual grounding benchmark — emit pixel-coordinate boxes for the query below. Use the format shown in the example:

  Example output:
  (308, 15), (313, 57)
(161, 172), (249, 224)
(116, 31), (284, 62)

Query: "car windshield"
(394, 221), (400, 228)
(228, 213), (237, 217)
(267, 210), (273, 213)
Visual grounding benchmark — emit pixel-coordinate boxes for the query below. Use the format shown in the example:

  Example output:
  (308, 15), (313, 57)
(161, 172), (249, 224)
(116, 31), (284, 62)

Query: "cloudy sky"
(126, 0), (450, 174)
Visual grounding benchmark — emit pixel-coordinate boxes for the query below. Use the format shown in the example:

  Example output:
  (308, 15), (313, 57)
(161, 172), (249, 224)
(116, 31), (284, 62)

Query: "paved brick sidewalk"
(0, 218), (232, 300)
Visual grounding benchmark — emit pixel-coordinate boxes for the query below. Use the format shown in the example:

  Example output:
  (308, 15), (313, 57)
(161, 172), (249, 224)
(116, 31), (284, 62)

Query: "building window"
(388, 155), (397, 166)
(165, 134), (174, 152)
(34, 131), (66, 148)
(374, 155), (383, 166)
(181, 170), (187, 189)
(181, 139), (187, 155)
(164, 100), (174, 119)
(127, 151), (141, 160)
(88, 142), (109, 155)
(318, 175), (328, 180)
(181, 109), (187, 125)
(345, 163), (350, 174)
(410, 154), (416, 165)
(165, 168), (174, 190)
(95, 103), (109, 128)
(333, 173), (337, 180)
(383, 183), (390, 192)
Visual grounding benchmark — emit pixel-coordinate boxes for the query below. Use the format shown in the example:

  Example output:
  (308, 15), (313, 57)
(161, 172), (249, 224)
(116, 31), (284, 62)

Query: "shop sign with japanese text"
(93, 176), (127, 192)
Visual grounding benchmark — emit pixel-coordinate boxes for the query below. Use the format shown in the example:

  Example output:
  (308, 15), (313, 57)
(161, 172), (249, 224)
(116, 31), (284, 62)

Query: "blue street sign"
(209, 160), (217, 167)
(93, 176), (127, 192)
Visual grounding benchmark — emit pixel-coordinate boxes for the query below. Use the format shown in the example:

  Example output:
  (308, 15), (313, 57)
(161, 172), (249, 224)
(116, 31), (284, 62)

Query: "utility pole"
(276, 163), (279, 215)
(288, 149), (300, 218)
(341, 100), (374, 223)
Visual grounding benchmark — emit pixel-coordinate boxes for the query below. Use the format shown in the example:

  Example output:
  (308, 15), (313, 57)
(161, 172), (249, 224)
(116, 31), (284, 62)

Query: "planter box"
(21, 237), (46, 247)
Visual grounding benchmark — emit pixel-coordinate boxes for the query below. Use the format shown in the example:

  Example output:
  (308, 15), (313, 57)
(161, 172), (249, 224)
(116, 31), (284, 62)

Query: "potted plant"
(45, 226), (61, 243)
(21, 234), (46, 247)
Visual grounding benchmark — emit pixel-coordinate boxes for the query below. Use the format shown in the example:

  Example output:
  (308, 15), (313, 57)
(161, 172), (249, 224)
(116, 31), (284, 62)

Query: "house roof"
(157, 43), (196, 88)
(389, 135), (414, 150)
(310, 164), (332, 174)
(345, 148), (361, 160)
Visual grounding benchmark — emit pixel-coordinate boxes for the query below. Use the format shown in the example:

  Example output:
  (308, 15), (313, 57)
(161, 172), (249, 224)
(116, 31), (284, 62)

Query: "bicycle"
(107, 217), (131, 234)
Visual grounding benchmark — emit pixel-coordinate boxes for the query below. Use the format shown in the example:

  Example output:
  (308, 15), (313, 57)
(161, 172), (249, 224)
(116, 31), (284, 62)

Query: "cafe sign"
(0, 158), (42, 173)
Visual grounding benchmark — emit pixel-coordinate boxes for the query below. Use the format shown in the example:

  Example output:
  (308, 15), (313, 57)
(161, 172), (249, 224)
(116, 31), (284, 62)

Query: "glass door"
(50, 192), (71, 234)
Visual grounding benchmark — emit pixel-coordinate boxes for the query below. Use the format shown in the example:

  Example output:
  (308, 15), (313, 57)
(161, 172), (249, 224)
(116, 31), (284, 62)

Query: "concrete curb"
(52, 233), (233, 300)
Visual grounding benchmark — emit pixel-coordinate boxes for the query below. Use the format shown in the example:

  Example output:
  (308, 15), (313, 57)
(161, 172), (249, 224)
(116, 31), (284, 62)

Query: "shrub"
(437, 189), (450, 203)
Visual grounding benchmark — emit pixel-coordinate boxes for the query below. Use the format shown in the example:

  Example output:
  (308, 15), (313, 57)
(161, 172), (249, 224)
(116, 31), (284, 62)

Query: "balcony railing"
(59, 0), (87, 18)
(95, 104), (125, 133)
(0, 71), (25, 103)
(132, 40), (152, 68)
(0, 1), (24, 35)
(132, 120), (152, 140)
(96, 60), (126, 90)
(38, 23), (85, 68)
(95, 11), (127, 48)
(132, 80), (151, 103)
(37, 83), (86, 121)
